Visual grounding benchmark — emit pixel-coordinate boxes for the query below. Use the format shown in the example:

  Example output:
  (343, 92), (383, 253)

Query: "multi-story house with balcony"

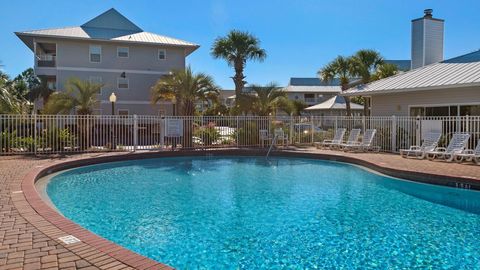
(15, 8), (199, 115)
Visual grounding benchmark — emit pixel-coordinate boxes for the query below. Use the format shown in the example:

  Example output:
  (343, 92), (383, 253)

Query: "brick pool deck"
(0, 148), (479, 269)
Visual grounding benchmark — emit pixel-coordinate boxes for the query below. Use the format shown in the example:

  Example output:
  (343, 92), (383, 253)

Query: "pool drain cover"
(58, 235), (81, 245)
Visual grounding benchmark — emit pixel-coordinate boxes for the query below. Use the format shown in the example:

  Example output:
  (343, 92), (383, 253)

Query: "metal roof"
(289, 77), (340, 86)
(15, 8), (199, 55)
(305, 96), (363, 110)
(343, 50), (480, 96)
(284, 85), (342, 93)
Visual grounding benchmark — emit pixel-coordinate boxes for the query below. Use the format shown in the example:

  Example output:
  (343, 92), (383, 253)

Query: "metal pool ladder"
(266, 134), (278, 158)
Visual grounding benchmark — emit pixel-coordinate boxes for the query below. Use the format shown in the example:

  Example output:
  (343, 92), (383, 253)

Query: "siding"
(54, 39), (185, 70)
(371, 86), (480, 116)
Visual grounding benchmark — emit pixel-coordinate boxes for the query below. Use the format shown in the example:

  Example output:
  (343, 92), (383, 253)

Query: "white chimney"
(411, 9), (444, 69)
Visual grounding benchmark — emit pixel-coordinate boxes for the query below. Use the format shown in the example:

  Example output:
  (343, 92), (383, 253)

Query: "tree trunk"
(342, 84), (352, 116)
(232, 60), (246, 98)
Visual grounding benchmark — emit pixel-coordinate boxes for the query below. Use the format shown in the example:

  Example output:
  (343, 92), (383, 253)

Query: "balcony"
(35, 42), (56, 68)
(36, 55), (56, 67)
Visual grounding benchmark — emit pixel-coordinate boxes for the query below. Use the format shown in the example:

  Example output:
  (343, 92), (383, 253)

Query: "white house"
(343, 50), (480, 116)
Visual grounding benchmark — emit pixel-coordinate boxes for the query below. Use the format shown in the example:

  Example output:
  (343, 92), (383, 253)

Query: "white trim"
(117, 78), (129, 90)
(117, 46), (129, 58)
(56, 66), (169, 75)
(158, 49), (166, 60)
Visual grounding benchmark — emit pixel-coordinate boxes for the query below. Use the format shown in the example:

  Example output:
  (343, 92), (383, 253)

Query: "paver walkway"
(0, 149), (479, 269)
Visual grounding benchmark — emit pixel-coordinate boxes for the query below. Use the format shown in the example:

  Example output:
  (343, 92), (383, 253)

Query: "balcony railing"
(36, 55), (56, 67)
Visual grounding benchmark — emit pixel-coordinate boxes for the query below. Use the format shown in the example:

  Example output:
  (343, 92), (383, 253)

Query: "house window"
(117, 47), (129, 58)
(410, 105), (480, 116)
(89, 45), (101, 63)
(460, 105), (480, 116)
(117, 78), (129, 89)
(89, 76), (103, 94)
(118, 109), (129, 116)
(158, 49), (166, 60)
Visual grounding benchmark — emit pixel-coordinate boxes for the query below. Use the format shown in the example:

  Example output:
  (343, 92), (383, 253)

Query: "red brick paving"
(1, 149), (479, 270)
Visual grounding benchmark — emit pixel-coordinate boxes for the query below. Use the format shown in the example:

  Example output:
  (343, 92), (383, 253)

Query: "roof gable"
(81, 8), (142, 32)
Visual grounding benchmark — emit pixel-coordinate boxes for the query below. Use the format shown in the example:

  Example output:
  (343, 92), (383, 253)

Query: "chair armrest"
(323, 139), (334, 143)
(434, 147), (447, 152)
(409, 146), (421, 150)
(462, 149), (474, 154)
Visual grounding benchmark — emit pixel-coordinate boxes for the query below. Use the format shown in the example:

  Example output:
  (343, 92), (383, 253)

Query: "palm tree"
(211, 30), (267, 98)
(151, 67), (219, 148)
(372, 63), (399, 80)
(249, 83), (286, 116)
(0, 72), (26, 114)
(351, 50), (384, 115)
(43, 78), (101, 115)
(151, 67), (219, 116)
(318, 56), (355, 116)
(278, 99), (307, 116)
(0, 82), (25, 114)
(27, 77), (54, 107)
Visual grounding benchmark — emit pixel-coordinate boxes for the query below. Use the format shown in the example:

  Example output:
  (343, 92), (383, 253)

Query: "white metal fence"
(1, 114), (479, 155)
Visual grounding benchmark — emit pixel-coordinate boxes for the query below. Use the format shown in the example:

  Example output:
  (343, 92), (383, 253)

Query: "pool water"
(46, 157), (480, 269)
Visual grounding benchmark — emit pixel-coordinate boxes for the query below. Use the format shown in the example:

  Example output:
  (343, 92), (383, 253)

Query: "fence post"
(362, 115), (366, 133)
(133, 115), (138, 151)
(391, 115), (397, 152)
(310, 116), (314, 144)
(236, 116), (239, 147)
(334, 116), (338, 131)
(289, 115), (294, 145)
(33, 113), (37, 156)
(415, 115), (421, 146)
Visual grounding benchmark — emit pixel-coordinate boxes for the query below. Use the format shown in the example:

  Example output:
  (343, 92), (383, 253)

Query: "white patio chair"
(400, 132), (442, 159)
(426, 133), (470, 162)
(274, 128), (289, 147)
(259, 129), (270, 147)
(315, 128), (346, 149)
(338, 129), (361, 150)
(343, 129), (377, 152)
(453, 139), (480, 165)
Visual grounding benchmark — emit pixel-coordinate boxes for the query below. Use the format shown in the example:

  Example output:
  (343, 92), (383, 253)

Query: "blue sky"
(1, 0), (479, 89)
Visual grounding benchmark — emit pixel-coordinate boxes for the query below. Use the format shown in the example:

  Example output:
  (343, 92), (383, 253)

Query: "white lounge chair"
(343, 129), (377, 152)
(400, 132), (442, 159)
(315, 128), (346, 149)
(453, 139), (480, 165)
(338, 129), (361, 150)
(426, 133), (470, 162)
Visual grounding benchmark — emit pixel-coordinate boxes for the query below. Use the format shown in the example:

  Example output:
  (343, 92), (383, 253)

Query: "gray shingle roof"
(343, 50), (480, 96)
(15, 8), (199, 54)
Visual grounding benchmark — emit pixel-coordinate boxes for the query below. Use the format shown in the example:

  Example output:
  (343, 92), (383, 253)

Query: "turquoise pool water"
(46, 156), (480, 269)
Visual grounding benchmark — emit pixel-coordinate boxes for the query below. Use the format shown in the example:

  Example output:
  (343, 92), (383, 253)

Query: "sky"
(1, 0), (479, 89)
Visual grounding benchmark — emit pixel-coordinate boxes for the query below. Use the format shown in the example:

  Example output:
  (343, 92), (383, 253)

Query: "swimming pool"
(45, 156), (480, 269)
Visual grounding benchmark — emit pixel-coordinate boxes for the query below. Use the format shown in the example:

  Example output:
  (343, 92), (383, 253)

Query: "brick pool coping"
(11, 149), (480, 269)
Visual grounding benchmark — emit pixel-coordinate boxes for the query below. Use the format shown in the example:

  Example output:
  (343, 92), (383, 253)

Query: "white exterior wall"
(370, 86), (480, 116)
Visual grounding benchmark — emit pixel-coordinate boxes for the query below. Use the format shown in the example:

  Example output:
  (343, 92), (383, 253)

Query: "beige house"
(343, 50), (480, 116)
(15, 8), (199, 115)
